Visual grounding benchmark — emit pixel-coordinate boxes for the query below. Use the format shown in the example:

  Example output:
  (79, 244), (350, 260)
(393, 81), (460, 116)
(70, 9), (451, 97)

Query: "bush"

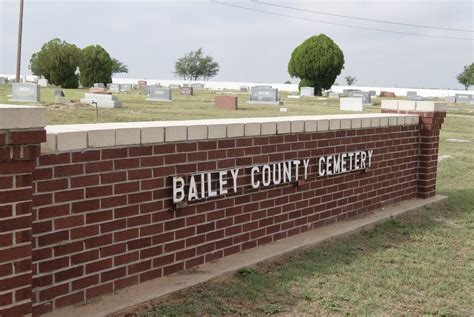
(288, 34), (344, 95)
(29, 38), (81, 88)
(79, 45), (113, 87)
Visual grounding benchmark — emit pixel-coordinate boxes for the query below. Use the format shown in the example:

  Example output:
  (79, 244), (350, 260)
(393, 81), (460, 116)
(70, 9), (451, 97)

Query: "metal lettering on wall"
(172, 150), (374, 204)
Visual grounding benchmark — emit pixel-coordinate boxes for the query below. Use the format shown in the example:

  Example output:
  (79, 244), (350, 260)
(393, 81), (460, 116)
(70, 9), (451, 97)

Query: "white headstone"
(38, 78), (49, 87)
(300, 87), (315, 97)
(146, 87), (172, 102)
(80, 93), (122, 108)
(10, 83), (40, 102)
(340, 97), (364, 111)
(108, 83), (121, 93)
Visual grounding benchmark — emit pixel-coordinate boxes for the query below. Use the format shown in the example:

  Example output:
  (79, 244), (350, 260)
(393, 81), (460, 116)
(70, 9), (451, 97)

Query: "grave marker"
(180, 86), (194, 96)
(120, 84), (132, 92)
(146, 87), (172, 102)
(10, 83), (40, 102)
(80, 93), (122, 108)
(38, 78), (49, 87)
(109, 83), (121, 93)
(347, 91), (371, 104)
(215, 95), (238, 110)
(191, 83), (205, 89)
(455, 94), (472, 103)
(94, 83), (105, 89)
(300, 87), (315, 97)
(340, 97), (364, 111)
(247, 87), (282, 105)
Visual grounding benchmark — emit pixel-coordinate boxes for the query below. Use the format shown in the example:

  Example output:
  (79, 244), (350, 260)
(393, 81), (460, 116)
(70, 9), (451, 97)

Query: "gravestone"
(191, 83), (205, 89)
(343, 89), (357, 95)
(10, 83), (40, 102)
(144, 85), (160, 95)
(347, 91), (371, 104)
(0, 77), (5, 84)
(328, 92), (340, 99)
(240, 86), (249, 92)
(215, 95), (238, 110)
(80, 93), (122, 108)
(407, 91), (417, 97)
(138, 80), (147, 88)
(247, 87), (282, 105)
(444, 96), (456, 103)
(455, 94), (471, 103)
(94, 83), (105, 89)
(380, 91), (396, 97)
(369, 90), (376, 97)
(300, 87), (315, 97)
(108, 83), (121, 93)
(38, 78), (49, 87)
(146, 87), (172, 102)
(340, 97), (364, 111)
(120, 84), (132, 92)
(180, 86), (193, 96)
(54, 89), (65, 97)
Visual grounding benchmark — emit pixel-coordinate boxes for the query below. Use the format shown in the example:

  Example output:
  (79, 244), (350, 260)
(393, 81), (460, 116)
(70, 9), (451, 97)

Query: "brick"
(10, 129), (46, 145)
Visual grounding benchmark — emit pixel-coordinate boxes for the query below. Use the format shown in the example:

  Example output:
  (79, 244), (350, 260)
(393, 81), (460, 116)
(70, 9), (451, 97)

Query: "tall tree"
(29, 38), (81, 88)
(79, 45), (113, 87)
(288, 34), (345, 95)
(174, 48), (219, 81)
(456, 63), (474, 90)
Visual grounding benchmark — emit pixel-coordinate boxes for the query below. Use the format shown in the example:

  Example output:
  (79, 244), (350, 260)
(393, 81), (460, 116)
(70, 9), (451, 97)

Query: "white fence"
(2, 74), (474, 98)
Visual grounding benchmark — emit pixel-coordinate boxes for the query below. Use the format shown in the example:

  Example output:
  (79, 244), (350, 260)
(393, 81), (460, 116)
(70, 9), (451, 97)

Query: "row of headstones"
(449, 94), (474, 104)
(0, 76), (49, 87)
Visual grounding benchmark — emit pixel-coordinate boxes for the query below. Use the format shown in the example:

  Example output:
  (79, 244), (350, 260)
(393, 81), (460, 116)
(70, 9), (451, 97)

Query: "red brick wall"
(30, 124), (429, 315)
(0, 129), (45, 317)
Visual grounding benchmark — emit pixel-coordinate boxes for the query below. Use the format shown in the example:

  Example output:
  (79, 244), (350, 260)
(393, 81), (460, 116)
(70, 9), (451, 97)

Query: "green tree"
(456, 63), (474, 90)
(29, 38), (81, 88)
(174, 48), (219, 81)
(345, 76), (357, 86)
(288, 34), (344, 95)
(79, 45), (113, 87)
(111, 58), (128, 75)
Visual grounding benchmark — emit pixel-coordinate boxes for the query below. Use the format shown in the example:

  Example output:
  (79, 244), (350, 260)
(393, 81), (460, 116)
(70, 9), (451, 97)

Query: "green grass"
(1, 84), (472, 125)
(1, 84), (473, 315)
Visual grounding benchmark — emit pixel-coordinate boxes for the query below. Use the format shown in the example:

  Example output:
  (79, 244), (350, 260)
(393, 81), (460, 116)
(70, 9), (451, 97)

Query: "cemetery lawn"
(1, 84), (469, 124)
(125, 111), (473, 315)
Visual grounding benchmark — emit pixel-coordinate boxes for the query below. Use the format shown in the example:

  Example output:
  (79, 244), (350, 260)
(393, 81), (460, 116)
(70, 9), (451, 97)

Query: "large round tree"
(29, 38), (81, 88)
(288, 34), (345, 95)
(79, 45), (113, 87)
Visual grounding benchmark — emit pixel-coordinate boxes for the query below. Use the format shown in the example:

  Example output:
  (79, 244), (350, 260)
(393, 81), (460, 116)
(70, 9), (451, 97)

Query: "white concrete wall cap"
(40, 114), (423, 153)
(0, 104), (46, 129)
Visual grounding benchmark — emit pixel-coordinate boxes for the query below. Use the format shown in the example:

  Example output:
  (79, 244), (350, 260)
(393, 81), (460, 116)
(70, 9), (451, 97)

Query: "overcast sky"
(0, 0), (473, 88)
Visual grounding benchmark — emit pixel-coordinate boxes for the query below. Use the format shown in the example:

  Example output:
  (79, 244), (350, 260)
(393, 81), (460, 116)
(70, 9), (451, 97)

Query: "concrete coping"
(0, 104), (46, 130)
(381, 100), (446, 112)
(41, 113), (420, 153)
